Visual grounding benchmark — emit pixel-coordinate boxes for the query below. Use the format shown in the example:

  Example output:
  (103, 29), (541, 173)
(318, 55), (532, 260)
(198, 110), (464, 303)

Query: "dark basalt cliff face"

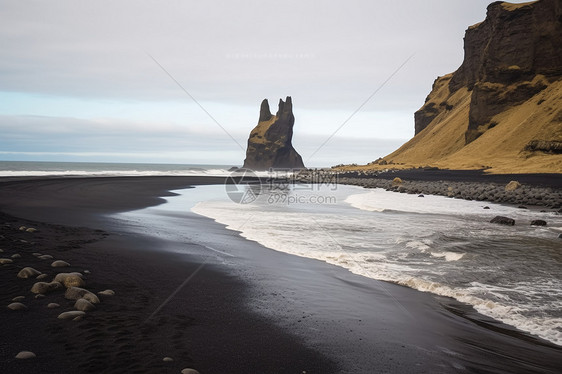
(415, 0), (562, 143)
(242, 97), (305, 170)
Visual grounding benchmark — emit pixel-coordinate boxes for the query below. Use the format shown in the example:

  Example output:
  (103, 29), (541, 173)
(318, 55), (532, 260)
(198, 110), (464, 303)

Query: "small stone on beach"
(530, 220), (547, 226)
(65, 287), (100, 304)
(98, 289), (115, 296)
(7, 302), (27, 311)
(505, 181), (521, 191)
(15, 351), (36, 359)
(35, 294), (45, 299)
(54, 272), (85, 288)
(74, 298), (95, 312)
(31, 281), (63, 294)
(490, 216), (515, 226)
(84, 270), (90, 274)
(25, 228), (38, 233)
(38, 255), (53, 260)
(0, 258), (14, 264)
(36, 274), (49, 280)
(12, 296), (25, 302)
(17, 267), (42, 279)
(58, 311), (86, 320)
(181, 369), (200, 374)
(163, 357), (174, 362)
(18, 226), (27, 231)
(51, 260), (70, 268)
(11, 254), (21, 259)
(47, 303), (60, 309)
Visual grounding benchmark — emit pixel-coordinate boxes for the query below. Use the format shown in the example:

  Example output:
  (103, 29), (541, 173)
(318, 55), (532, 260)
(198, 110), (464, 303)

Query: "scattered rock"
(490, 216), (515, 225)
(36, 274), (49, 280)
(25, 227), (38, 233)
(31, 281), (63, 294)
(65, 287), (100, 304)
(73, 315), (83, 322)
(51, 260), (70, 268)
(12, 296), (25, 302)
(518, 205), (528, 209)
(162, 357), (174, 363)
(181, 369), (201, 374)
(32, 252), (42, 257)
(54, 273), (85, 288)
(483, 206), (490, 209)
(7, 302), (27, 311)
(530, 220), (547, 226)
(98, 289), (115, 296)
(418, 194), (424, 197)
(18, 226), (27, 231)
(11, 254), (21, 259)
(505, 181), (521, 192)
(558, 234), (562, 239)
(58, 311), (86, 320)
(47, 303), (60, 309)
(17, 267), (42, 279)
(0, 258), (14, 264)
(392, 177), (403, 185)
(35, 294), (45, 299)
(74, 298), (95, 312)
(15, 351), (36, 359)
(84, 270), (90, 274)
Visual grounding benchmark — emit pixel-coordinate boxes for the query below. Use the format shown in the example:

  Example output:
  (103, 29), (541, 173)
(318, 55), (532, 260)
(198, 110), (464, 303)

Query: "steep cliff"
(242, 97), (305, 170)
(373, 0), (562, 174)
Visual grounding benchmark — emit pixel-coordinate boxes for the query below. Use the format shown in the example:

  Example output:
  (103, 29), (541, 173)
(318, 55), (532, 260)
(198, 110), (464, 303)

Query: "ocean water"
(187, 184), (562, 346)
(0, 160), (235, 177)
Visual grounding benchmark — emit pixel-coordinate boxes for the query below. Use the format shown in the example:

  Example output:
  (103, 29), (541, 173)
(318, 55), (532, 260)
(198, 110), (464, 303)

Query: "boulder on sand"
(54, 273), (85, 288)
(58, 311), (86, 320)
(530, 220), (547, 226)
(51, 260), (70, 268)
(15, 351), (36, 359)
(31, 281), (63, 294)
(7, 302), (27, 311)
(505, 181), (521, 192)
(65, 287), (100, 304)
(490, 216), (515, 225)
(74, 299), (95, 312)
(17, 267), (42, 279)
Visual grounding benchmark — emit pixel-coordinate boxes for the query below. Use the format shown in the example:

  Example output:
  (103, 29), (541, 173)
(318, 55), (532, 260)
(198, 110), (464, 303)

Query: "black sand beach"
(1, 176), (561, 373)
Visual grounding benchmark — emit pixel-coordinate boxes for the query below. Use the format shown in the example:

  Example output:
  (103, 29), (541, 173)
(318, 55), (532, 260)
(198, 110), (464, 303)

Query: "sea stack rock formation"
(382, 0), (562, 174)
(242, 96), (305, 170)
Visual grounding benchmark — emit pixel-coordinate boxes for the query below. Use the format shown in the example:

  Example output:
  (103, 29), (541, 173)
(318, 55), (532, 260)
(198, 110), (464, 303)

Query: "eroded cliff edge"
(380, 0), (562, 174)
(243, 96), (305, 170)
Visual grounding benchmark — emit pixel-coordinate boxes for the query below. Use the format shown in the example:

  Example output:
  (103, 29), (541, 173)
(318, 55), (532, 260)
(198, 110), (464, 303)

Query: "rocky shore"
(297, 169), (562, 210)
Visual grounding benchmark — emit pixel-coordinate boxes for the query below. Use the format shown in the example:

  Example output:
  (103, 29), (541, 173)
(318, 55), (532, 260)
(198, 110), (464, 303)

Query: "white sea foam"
(191, 185), (562, 346)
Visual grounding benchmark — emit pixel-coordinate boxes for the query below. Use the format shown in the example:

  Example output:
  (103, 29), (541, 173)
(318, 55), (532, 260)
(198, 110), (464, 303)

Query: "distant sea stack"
(381, 0), (562, 174)
(242, 96), (305, 170)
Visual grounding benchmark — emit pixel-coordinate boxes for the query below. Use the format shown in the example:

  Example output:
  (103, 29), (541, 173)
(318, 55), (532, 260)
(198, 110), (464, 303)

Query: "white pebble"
(12, 296), (25, 302)
(51, 260), (70, 267)
(58, 311), (86, 320)
(163, 357), (174, 362)
(11, 254), (21, 259)
(38, 255), (53, 260)
(181, 369), (201, 374)
(47, 303), (60, 309)
(0, 258), (14, 264)
(98, 289), (115, 296)
(15, 351), (36, 359)
(7, 302), (27, 311)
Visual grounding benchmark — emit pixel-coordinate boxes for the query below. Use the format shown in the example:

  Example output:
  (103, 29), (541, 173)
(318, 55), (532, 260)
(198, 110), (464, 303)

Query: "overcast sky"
(0, 0), (533, 167)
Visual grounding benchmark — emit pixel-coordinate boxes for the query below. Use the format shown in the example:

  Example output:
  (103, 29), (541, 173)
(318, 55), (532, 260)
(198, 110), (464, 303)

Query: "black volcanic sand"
(0, 176), (561, 373)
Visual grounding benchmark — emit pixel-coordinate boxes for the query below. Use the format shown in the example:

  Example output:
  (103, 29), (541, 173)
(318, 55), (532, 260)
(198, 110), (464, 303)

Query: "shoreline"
(298, 169), (562, 209)
(1, 175), (561, 373)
